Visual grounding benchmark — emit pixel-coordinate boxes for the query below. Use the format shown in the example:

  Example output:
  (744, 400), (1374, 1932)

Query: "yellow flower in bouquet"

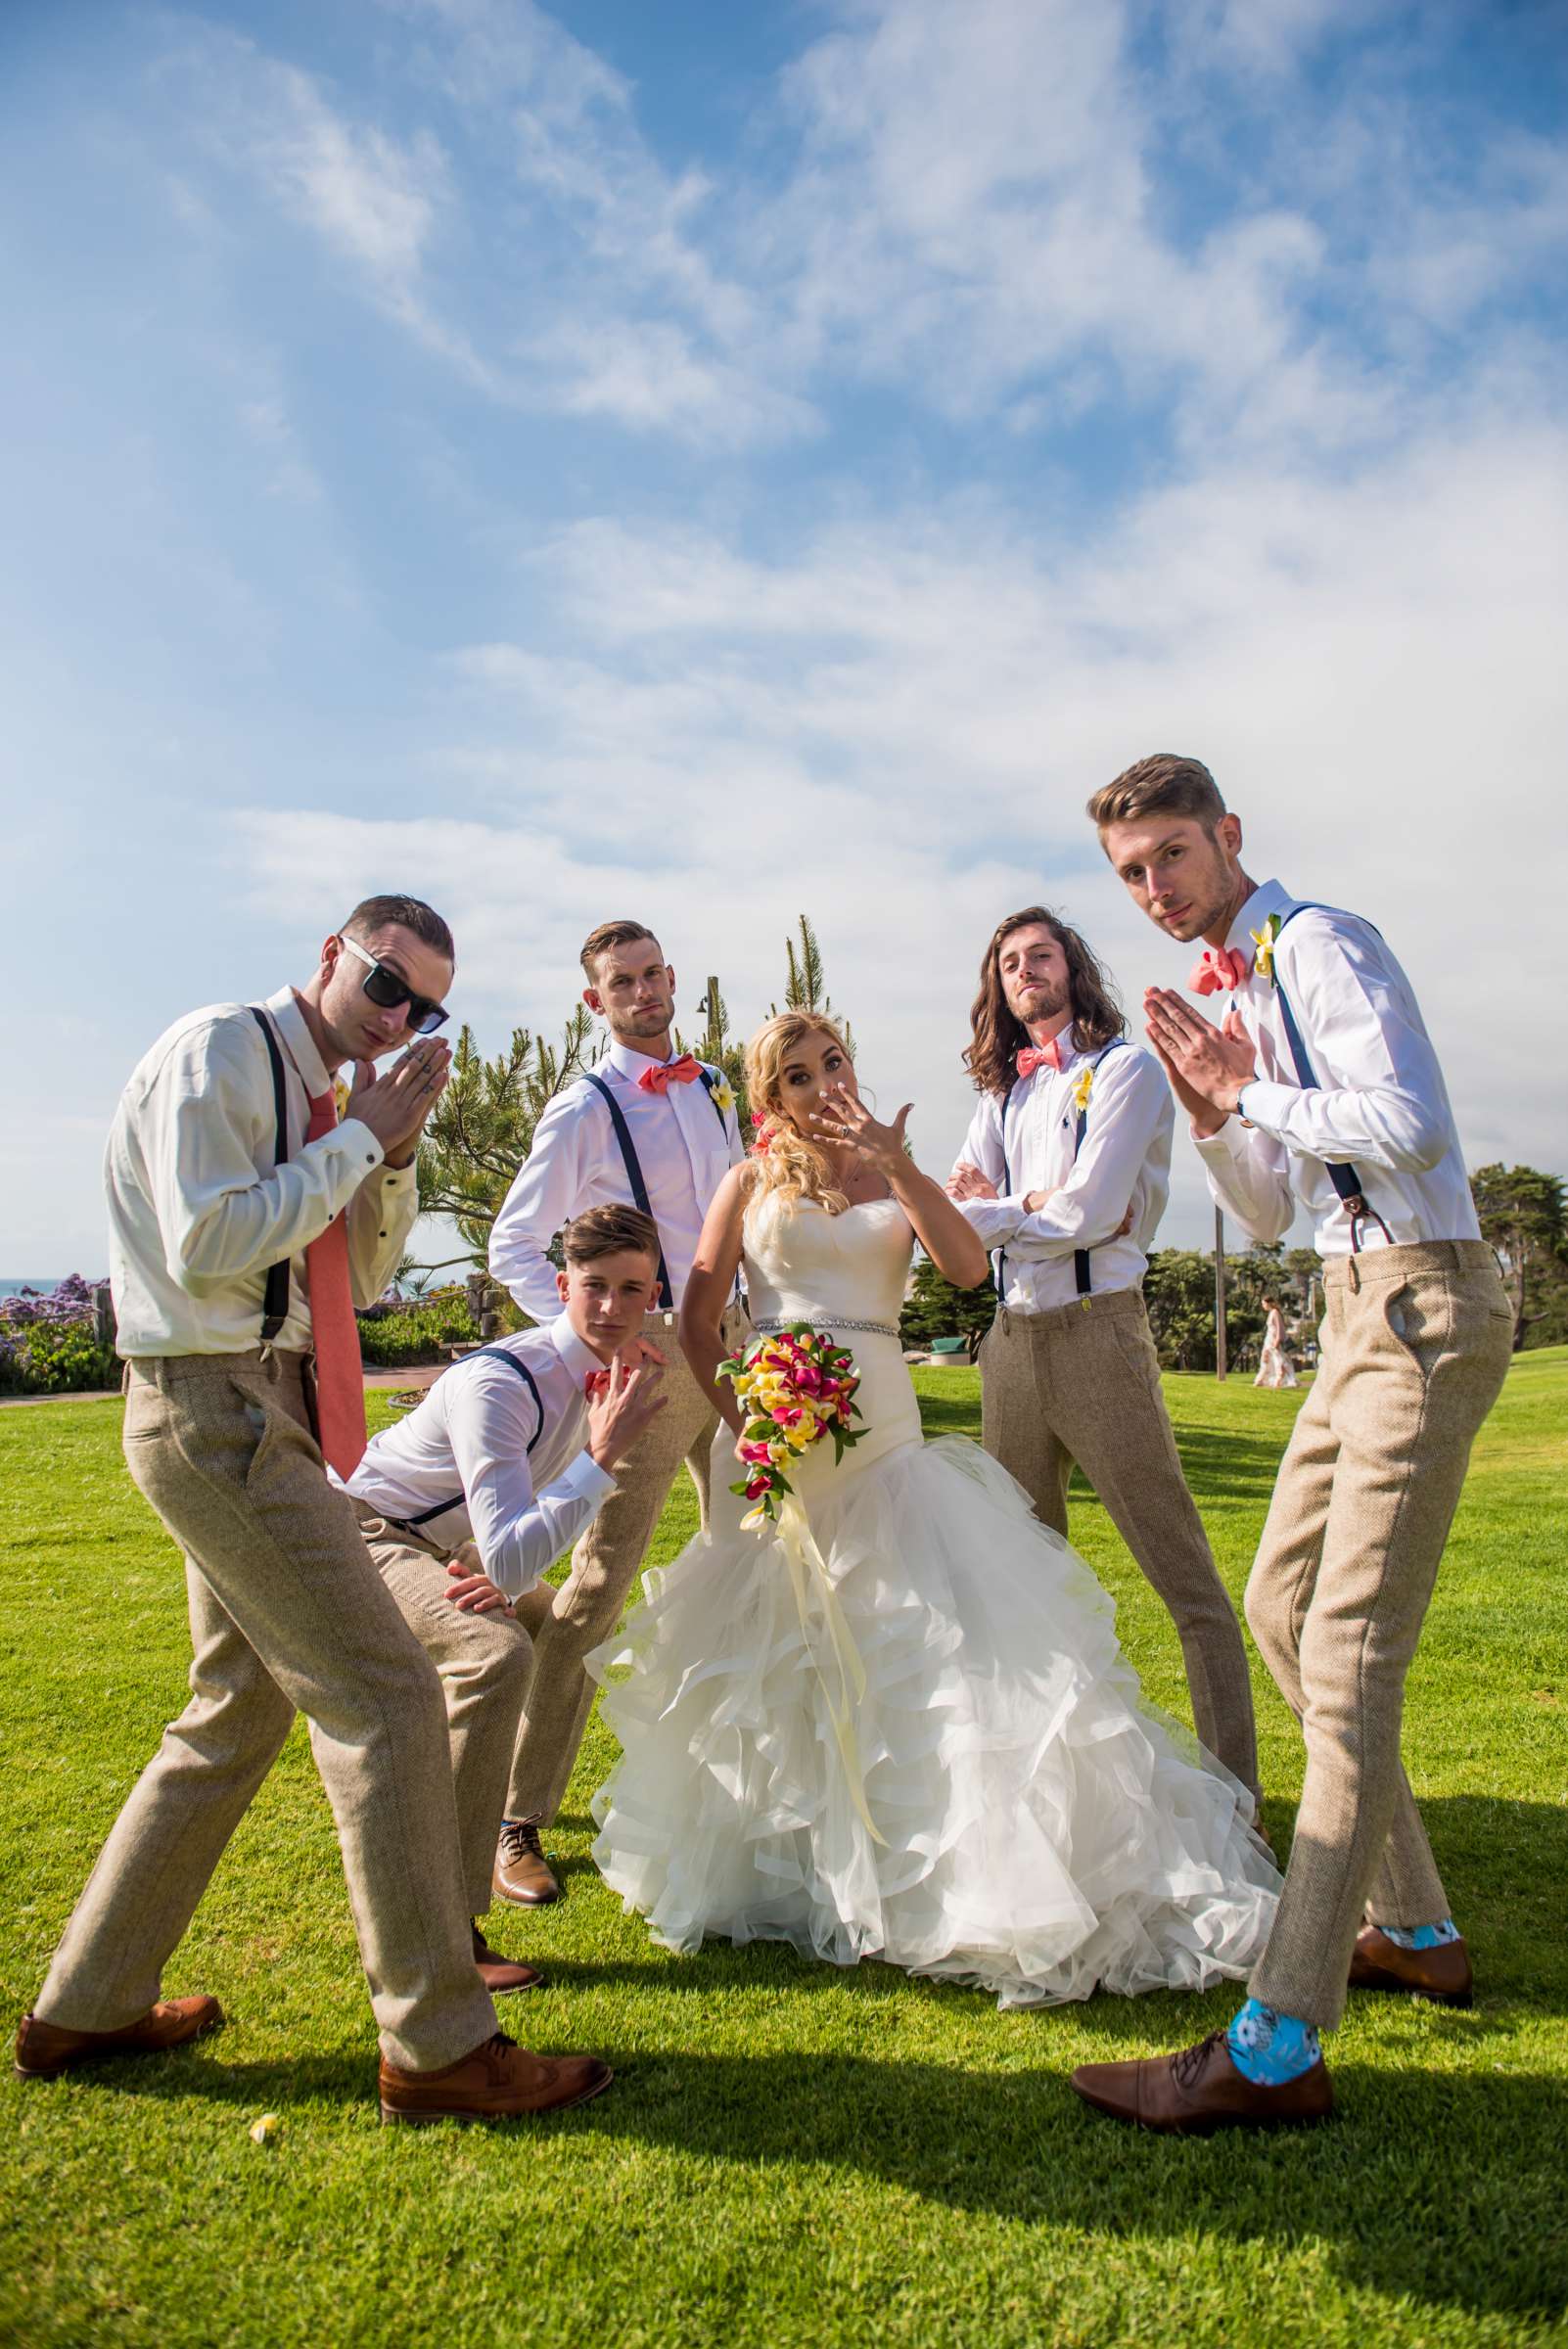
(719, 1324), (868, 1530)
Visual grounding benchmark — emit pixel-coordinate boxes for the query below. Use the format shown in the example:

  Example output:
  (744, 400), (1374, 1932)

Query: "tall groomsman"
(1073, 754), (1511, 2134)
(948, 906), (1260, 1805)
(488, 919), (748, 1904)
(16, 898), (610, 2124)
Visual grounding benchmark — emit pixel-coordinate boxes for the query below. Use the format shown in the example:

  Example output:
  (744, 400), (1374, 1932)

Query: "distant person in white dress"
(586, 1011), (1279, 2011)
(1254, 1295), (1299, 1389)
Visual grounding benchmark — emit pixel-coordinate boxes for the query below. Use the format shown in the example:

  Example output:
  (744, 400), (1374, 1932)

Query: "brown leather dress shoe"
(493, 1819), (561, 1907)
(1349, 1926), (1473, 2007)
(1072, 2028), (1334, 2134)
(472, 1922), (544, 1996)
(15, 1997), (224, 2080)
(379, 2032), (612, 2125)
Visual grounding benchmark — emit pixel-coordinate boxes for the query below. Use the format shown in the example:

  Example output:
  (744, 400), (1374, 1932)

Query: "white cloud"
(229, 396), (1568, 1247)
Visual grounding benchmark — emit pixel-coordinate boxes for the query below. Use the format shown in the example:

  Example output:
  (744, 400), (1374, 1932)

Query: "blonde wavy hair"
(743, 1011), (853, 1215)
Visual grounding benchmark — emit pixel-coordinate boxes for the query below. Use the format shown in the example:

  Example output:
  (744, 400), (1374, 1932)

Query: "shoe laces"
(499, 1819), (545, 1864)
(1171, 2030), (1227, 2091)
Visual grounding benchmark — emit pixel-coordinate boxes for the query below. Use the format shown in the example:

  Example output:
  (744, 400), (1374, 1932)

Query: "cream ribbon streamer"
(772, 1494), (886, 1845)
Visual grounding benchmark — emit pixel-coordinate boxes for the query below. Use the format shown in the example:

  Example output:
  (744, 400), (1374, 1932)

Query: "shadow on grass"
(85, 2037), (1566, 2320)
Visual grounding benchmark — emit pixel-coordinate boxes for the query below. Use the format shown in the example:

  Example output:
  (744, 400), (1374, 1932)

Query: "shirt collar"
(1225, 878), (1295, 960)
(264, 986), (332, 1099)
(548, 1312), (605, 1382)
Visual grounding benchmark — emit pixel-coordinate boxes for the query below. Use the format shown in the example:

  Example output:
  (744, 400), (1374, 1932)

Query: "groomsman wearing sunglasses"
(16, 897), (611, 2125)
(487, 919), (749, 1906)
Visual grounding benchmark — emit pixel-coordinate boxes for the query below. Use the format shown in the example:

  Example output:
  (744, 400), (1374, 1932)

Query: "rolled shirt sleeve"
(1193, 1115), (1297, 1244)
(149, 1024), (385, 1296)
(346, 1158), (421, 1309)
(449, 1360), (616, 1599)
(1003, 1052), (1172, 1260)
(489, 1088), (590, 1323)
(949, 1095), (1027, 1252)
(1236, 924), (1453, 1176)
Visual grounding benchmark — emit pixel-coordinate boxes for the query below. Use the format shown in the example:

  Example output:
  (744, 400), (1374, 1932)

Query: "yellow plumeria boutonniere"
(333, 1077), (352, 1122)
(710, 1078), (736, 1116)
(1071, 1063), (1095, 1115)
(1250, 911), (1283, 988)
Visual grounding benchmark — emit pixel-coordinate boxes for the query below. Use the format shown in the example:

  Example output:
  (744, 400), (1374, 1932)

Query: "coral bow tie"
(1016, 1039), (1064, 1079)
(302, 1087), (368, 1480)
(637, 1054), (700, 1094)
(583, 1369), (612, 1399)
(1188, 945), (1253, 995)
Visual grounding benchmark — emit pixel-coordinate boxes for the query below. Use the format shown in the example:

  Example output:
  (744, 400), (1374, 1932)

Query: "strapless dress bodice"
(742, 1192), (912, 1332)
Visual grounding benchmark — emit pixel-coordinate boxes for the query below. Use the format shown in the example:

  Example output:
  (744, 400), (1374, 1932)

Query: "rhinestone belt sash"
(751, 1313), (900, 1341)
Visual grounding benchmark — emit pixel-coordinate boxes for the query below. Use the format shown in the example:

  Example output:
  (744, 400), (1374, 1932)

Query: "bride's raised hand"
(810, 1083), (912, 1178)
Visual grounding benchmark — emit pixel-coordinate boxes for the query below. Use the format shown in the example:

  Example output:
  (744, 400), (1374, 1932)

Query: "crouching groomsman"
(1074, 754), (1512, 2134)
(16, 897), (611, 2124)
(337, 1208), (668, 1980)
(948, 905), (1260, 1807)
(488, 920), (749, 1905)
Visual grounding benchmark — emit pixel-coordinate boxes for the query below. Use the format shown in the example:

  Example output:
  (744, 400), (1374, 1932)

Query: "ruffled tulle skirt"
(587, 1434), (1278, 2008)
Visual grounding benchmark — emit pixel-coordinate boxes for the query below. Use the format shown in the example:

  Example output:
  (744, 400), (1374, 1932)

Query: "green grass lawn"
(3, 1353), (1565, 2348)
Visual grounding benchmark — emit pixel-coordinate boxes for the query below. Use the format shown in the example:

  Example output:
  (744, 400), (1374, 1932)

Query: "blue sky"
(5, 0), (1566, 1273)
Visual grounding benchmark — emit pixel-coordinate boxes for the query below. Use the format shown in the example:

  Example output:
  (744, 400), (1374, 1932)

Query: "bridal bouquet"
(719, 1325), (866, 1531)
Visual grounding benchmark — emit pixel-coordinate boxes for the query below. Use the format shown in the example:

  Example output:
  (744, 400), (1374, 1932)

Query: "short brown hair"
(560, 1205), (661, 1267)
(579, 920), (662, 980)
(964, 907), (1125, 1098)
(1086, 755), (1226, 833)
(345, 895), (455, 963)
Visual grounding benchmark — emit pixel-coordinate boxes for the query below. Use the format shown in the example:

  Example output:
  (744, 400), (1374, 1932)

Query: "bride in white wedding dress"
(587, 1012), (1279, 2009)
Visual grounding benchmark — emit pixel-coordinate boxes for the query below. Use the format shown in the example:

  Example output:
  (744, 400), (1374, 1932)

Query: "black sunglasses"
(339, 935), (449, 1035)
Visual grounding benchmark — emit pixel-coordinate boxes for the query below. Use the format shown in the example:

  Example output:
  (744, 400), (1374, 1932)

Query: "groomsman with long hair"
(487, 919), (749, 1906)
(1073, 753), (1512, 2132)
(948, 905), (1261, 1807)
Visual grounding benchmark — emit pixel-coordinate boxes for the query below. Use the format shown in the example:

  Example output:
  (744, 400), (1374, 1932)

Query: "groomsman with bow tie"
(947, 905), (1261, 1807)
(16, 897), (611, 2124)
(487, 920), (749, 1905)
(336, 1206), (668, 1993)
(1073, 753), (1512, 2134)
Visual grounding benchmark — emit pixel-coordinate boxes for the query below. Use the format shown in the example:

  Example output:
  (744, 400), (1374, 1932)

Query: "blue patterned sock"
(1380, 1917), (1461, 1951)
(1226, 1999), (1322, 2085)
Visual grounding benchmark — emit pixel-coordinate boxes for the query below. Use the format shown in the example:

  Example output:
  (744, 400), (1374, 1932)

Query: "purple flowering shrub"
(0, 1276), (116, 1395)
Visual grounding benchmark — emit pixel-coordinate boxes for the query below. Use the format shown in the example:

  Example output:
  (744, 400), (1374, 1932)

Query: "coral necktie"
(1016, 1038), (1064, 1079)
(303, 1087), (367, 1479)
(1187, 944), (1253, 995)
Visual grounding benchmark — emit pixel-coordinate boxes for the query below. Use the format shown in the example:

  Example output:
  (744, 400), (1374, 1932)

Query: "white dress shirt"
(1192, 880), (1482, 1256)
(951, 1034), (1174, 1312)
(336, 1313), (616, 1600)
(489, 1041), (746, 1322)
(107, 986), (418, 1357)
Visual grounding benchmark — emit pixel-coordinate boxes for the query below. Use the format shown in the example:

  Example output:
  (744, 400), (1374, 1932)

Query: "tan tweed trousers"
(354, 1505), (534, 1917)
(505, 1304), (750, 1825)
(1248, 1240), (1513, 2029)
(36, 1352), (496, 2072)
(981, 1287), (1259, 1797)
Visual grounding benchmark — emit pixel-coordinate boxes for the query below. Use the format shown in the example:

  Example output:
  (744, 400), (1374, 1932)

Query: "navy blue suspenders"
(995, 1039), (1128, 1305)
(394, 1348), (546, 1532)
(579, 1066), (734, 1313)
(248, 1007), (292, 1343)
(1268, 905), (1390, 1253)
